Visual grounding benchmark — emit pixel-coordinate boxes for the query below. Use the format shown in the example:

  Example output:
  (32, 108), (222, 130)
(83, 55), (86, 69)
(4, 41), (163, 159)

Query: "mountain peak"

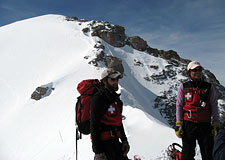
(64, 15), (225, 126)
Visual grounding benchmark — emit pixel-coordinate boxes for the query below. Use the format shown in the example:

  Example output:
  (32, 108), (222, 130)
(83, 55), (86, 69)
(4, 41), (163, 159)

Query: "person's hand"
(212, 122), (219, 139)
(122, 141), (130, 156)
(175, 122), (183, 138)
(94, 153), (107, 160)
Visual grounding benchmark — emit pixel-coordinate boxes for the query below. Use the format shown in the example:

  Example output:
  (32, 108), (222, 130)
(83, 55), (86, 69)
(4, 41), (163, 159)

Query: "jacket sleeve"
(90, 93), (107, 154)
(120, 123), (128, 142)
(176, 84), (184, 123)
(213, 129), (225, 159)
(209, 84), (219, 122)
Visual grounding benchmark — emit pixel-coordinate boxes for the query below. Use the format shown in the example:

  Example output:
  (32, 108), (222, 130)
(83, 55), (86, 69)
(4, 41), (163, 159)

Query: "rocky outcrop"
(146, 47), (190, 64)
(84, 41), (124, 75)
(154, 90), (177, 127)
(82, 27), (90, 33)
(84, 42), (106, 67)
(67, 16), (189, 65)
(87, 51), (105, 67)
(127, 36), (148, 51)
(31, 87), (48, 100)
(91, 23), (126, 47)
(65, 16), (88, 22)
(204, 69), (225, 99)
(31, 83), (54, 100)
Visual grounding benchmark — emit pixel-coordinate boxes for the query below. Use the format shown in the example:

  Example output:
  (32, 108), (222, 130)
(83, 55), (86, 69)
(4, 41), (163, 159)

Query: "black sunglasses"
(109, 77), (119, 81)
(191, 68), (203, 72)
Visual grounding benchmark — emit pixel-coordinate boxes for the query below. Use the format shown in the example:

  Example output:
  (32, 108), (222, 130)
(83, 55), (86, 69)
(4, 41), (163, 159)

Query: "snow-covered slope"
(0, 14), (215, 160)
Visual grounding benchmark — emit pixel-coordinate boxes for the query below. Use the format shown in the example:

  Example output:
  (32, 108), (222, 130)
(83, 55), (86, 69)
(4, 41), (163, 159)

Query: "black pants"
(181, 121), (213, 160)
(101, 139), (129, 160)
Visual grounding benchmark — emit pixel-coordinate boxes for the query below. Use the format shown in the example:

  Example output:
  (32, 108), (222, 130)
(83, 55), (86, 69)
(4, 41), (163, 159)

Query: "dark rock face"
(91, 24), (126, 47)
(31, 87), (48, 100)
(154, 92), (177, 127)
(65, 16), (88, 22)
(127, 36), (148, 51)
(146, 48), (183, 63)
(82, 27), (90, 33)
(31, 83), (54, 100)
(204, 70), (225, 99)
(88, 50), (105, 67)
(85, 42), (106, 67)
(85, 42), (124, 74)
(65, 16), (79, 21)
(94, 43), (105, 50)
(160, 50), (181, 61)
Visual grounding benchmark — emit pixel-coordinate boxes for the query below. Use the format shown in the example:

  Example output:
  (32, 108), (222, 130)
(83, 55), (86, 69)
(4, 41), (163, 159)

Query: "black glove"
(122, 141), (130, 156)
(94, 153), (107, 160)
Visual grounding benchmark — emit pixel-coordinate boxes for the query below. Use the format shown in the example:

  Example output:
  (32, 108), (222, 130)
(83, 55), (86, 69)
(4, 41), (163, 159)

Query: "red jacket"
(90, 85), (127, 154)
(100, 102), (122, 126)
(176, 79), (219, 123)
(183, 81), (211, 122)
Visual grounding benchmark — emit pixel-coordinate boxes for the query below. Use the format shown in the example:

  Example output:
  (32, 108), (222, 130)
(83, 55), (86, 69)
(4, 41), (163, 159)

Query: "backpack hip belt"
(101, 130), (121, 140)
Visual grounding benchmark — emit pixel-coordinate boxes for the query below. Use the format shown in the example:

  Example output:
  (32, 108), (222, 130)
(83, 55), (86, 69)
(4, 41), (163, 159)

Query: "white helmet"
(101, 68), (123, 80)
(187, 61), (202, 71)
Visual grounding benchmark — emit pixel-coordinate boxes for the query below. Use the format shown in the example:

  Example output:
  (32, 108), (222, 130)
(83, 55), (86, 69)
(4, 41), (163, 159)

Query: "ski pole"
(76, 128), (78, 160)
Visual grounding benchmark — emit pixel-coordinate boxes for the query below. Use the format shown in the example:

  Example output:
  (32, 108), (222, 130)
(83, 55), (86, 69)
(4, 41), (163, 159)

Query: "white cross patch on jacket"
(185, 93), (192, 100)
(108, 105), (115, 114)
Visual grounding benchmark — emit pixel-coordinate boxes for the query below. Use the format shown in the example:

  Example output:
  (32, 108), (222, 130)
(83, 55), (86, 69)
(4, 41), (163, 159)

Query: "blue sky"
(1, 0), (225, 86)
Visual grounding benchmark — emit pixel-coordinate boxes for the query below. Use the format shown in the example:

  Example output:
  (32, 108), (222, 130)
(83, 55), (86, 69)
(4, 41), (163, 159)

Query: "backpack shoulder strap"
(183, 81), (192, 89)
(75, 96), (82, 124)
(200, 81), (211, 101)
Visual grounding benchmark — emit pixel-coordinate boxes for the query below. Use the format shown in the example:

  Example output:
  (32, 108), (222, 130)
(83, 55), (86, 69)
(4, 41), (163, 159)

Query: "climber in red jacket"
(90, 68), (130, 160)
